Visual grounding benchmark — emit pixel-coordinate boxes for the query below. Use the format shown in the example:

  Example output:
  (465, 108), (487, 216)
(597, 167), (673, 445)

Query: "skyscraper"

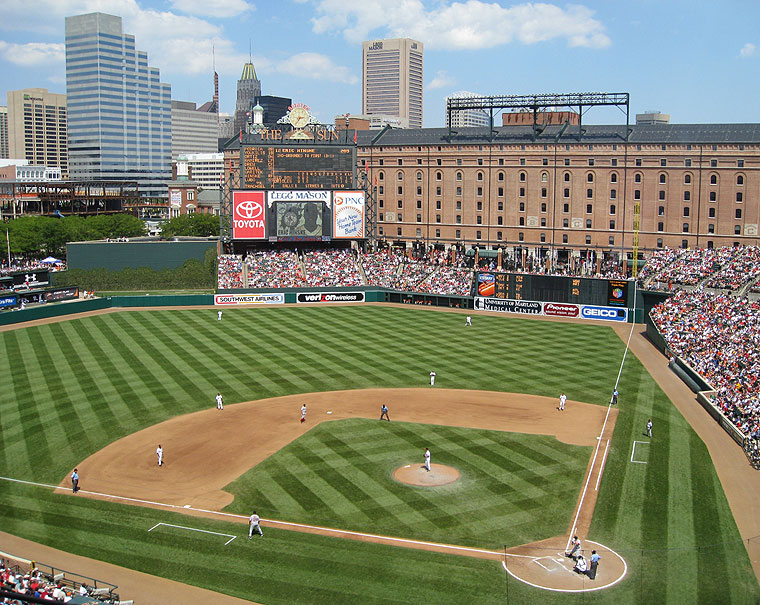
(234, 62), (261, 135)
(0, 107), (8, 159)
(7, 88), (68, 174)
(362, 38), (423, 129)
(65, 12), (171, 199)
(171, 101), (219, 159)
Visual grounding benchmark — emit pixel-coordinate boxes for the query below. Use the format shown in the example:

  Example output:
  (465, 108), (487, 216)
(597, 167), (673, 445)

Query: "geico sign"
(232, 192), (266, 238)
(581, 306), (627, 321)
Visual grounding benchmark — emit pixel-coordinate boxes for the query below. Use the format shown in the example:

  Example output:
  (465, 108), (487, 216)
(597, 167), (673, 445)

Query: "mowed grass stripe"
(141, 310), (268, 399)
(53, 321), (142, 435)
(101, 314), (204, 411)
(115, 312), (224, 399)
(162, 310), (284, 398)
(25, 329), (96, 457)
(3, 331), (54, 473)
(666, 422), (698, 604)
(68, 319), (154, 422)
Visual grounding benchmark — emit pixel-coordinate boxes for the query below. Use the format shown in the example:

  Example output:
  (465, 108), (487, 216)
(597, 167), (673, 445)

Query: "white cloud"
(170, 0), (254, 18)
(427, 70), (455, 90)
(740, 43), (756, 58)
(312, 0), (610, 50)
(0, 0), (255, 79)
(0, 41), (64, 66)
(278, 52), (358, 84)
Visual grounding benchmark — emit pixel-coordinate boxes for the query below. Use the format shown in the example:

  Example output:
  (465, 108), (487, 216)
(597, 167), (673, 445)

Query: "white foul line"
(148, 522), (236, 545)
(595, 440), (610, 491)
(565, 401), (612, 552)
(0, 474), (505, 558)
(631, 441), (649, 464)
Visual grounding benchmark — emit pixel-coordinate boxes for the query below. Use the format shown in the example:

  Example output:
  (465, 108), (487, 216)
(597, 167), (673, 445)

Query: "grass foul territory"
(0, 305), (757, 604)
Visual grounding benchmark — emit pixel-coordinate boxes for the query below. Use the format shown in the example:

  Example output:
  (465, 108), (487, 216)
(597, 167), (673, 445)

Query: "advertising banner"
(544, 302), (580, 317)
(473, 297), (542, 314)
(476, 273), (495, 297)
(44, 287), (79, 302)
(296, 292), (365, 303)
(333, 191), (365, 238)
(580, 305), (628, 322)
(0, 295), (17, 308)
(214, 293), (284, 305)
(232, 191), (267, 239)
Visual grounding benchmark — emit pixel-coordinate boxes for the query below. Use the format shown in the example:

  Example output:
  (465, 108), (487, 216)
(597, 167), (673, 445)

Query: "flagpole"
(6, 229), (10, 269)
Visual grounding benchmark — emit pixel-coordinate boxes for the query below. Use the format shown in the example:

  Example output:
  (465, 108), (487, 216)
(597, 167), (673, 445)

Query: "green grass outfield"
(224, 419), (591, 548)
(0, 305), (758, 603)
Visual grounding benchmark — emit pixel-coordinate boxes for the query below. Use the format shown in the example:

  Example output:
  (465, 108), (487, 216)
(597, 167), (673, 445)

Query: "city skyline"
(1, 0), (758, 128)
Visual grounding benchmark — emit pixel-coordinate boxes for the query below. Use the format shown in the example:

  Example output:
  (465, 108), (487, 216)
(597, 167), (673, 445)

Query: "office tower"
(445, 91), (490, 128)
(171, 101), (220, 159)
(0, 107), (7, 158)
(6, 88), (68, 174)
(254, 95), (292, 127)
(362, 38), (423, 129)
(65, 12), (171, 199)
(234, 61), (261, 135)
(178, 152), (224, 190)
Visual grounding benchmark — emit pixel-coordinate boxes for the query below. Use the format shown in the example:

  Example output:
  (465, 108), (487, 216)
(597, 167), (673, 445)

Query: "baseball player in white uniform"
(646, 419), (653, 438)
(430, 371), (436, 386)
(424, 447), (431, 471)
(248, 511), (263, 538)
(216, 392), (224, 410)
(300, 404), (307, 423)
(217, 310), (222, 321)
(465, 315), (472, 326)
(156, 444), (163, 467)
(559, 392), (566, 411)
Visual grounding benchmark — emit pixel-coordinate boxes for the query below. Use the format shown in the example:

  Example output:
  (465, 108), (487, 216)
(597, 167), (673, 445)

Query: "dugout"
(67, 237), (219, 271)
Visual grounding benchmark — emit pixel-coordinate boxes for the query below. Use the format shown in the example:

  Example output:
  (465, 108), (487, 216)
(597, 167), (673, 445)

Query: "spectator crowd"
(651, 288), (760, 441)
(640, 245), (760, 294)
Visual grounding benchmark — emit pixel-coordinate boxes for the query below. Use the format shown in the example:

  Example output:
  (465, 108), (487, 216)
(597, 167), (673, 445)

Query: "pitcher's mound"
(393, 464), (461, 486)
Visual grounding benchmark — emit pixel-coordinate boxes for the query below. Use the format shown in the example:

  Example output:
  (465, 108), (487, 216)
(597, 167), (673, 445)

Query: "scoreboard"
(477, 272), (630, 307)
(242, 145), (354, 190)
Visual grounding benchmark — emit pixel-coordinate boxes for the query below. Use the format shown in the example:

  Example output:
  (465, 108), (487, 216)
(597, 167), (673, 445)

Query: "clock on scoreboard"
(476, 272), (630, 307)
(242, 145), (354, 190)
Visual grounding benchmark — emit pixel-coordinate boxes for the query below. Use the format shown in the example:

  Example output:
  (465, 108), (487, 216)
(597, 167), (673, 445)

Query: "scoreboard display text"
(476, 272), (630, 307)
(242, 145), (354, 190)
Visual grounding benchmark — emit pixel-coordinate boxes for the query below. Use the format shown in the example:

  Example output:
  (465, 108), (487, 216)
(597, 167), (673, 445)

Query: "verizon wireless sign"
(232, 191), (266, 239)
(214, 293), (284, 305)
(296, 292), (365, 303)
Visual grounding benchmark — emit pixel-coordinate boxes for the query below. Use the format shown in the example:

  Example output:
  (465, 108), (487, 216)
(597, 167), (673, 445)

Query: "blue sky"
(1, 0), (758, 128)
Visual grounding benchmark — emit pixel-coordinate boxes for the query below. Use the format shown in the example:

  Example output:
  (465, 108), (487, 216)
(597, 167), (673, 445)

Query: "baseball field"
(0, 304), (758, 603)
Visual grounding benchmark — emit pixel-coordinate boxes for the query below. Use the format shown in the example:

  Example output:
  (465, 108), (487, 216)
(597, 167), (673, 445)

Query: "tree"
(160, 213), (219, 238)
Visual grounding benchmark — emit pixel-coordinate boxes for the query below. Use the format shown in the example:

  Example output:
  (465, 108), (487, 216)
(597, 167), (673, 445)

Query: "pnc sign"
(232, 191), (266, 239)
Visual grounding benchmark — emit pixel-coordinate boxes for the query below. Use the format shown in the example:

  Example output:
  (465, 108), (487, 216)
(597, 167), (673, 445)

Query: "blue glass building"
(65, 12), (171, 200)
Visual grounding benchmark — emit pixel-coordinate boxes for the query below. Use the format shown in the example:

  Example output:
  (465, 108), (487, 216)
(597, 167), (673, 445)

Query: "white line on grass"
(565, 313), (637, 552)
(631, 441), (649, 464)
(148, 522), (236, 545)
(595, 440), (610, 491)
(0, 475), (509, 558)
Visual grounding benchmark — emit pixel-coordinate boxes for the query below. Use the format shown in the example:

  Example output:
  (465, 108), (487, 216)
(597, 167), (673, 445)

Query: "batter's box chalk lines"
(631, 440), (649, 464)
(148, 522), (236, 545)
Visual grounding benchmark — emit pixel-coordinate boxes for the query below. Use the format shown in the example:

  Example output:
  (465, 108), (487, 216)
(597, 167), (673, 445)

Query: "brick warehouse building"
(224, 122), (760, 262)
